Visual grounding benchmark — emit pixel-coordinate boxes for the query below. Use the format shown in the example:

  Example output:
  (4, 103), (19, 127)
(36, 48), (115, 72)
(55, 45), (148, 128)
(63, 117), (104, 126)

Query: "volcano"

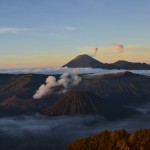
(0, 72), (150, 119)
(63, 54), (110, 68)
(42, 72), (150, 120)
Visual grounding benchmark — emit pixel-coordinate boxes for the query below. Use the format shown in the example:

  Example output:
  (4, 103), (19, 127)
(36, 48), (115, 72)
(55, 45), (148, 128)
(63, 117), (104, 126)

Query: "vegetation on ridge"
(65, 128), (150, 150)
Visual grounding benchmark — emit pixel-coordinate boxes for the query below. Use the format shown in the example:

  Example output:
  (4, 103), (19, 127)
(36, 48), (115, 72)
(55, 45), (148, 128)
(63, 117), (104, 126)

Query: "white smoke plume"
(93, 48), (98, 57)
(33, 69), (81, 99)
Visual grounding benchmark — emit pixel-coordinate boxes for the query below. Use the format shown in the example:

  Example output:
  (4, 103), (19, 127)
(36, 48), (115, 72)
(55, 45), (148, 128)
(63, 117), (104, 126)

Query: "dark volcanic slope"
(43, 72), (150, 120)
(63, 54), (108, 68)
(0, 74), (60, 115)
(77, 72), (150, 104)
(42, 92), (103, 116)
(0, 74), (15, 85)
(111, 60), (150, 70)
(42, 91), (135, 120)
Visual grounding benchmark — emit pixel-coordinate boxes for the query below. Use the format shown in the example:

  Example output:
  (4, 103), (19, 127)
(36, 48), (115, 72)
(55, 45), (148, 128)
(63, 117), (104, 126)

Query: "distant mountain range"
(0, 72), (150, 120)
(63, 54), (150, 70)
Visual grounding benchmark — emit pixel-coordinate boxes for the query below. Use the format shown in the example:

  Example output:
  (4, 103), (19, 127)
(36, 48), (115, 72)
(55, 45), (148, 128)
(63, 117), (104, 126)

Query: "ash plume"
(33, 69), (81, 99)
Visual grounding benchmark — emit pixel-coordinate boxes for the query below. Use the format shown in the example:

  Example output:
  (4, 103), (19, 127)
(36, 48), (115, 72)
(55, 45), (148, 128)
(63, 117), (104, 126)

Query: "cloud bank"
(0, 102), (150, 149)
(0, 67), (150, 77)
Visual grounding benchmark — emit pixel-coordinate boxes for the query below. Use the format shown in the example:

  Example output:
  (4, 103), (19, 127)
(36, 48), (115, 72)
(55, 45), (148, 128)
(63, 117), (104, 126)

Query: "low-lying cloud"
(33, 69), (81, 99)
(0, 67), (150, 77)
(0, 102), (150, 150)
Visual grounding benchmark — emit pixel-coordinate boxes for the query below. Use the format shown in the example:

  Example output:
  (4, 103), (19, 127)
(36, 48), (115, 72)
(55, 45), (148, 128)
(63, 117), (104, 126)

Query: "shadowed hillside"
(0, 74), (60, 115)
(42, 92), (103, 116)
(111, 60), (150, 70)
(42, 91), (136, 120)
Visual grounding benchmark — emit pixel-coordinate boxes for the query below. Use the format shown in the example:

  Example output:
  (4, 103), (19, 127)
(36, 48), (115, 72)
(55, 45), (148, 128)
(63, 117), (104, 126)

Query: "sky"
(0, 0), (150, 69)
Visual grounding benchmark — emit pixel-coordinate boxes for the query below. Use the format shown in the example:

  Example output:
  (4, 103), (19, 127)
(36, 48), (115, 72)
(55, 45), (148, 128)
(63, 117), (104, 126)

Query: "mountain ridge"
(63, 54), (150, 70)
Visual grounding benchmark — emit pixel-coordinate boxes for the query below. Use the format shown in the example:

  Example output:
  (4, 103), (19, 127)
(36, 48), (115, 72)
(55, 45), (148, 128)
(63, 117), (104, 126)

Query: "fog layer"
(0, 67), (150, 76)
(0, 103), (150, 150)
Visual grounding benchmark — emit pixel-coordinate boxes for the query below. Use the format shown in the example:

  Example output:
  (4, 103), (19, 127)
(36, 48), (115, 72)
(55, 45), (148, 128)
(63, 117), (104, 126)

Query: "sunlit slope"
(65, 128), (150, 150)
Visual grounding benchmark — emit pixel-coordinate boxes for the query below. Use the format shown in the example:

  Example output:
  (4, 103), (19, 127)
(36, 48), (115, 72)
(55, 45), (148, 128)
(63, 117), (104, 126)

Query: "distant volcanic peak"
(73, 54), (90, 60)
(72, 54), (100, 62)
(110, 60), (150, 70)
(63, 54), (104, 68)
(111, 60), (132, 67)
(42, 91), (103, 116)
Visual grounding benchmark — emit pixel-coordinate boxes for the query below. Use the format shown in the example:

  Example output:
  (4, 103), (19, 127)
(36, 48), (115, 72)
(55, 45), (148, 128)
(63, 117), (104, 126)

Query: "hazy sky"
(0, 0), (150, 68)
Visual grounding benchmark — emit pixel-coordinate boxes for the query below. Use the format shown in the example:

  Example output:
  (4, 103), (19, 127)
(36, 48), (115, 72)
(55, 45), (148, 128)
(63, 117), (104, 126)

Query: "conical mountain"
(63, 54), (107, 68)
